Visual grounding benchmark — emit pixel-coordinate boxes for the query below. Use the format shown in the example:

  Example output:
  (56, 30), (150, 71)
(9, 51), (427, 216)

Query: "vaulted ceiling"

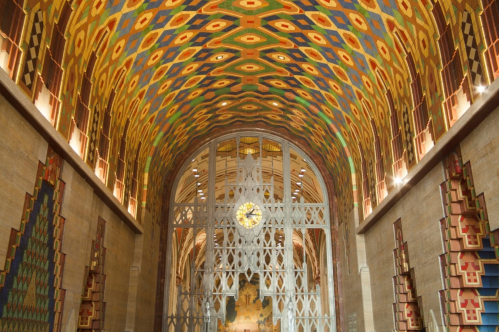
(3, 0), (491, 222)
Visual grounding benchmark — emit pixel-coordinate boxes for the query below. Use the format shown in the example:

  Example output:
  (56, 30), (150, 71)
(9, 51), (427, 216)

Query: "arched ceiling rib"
(9, 0), (491, 222)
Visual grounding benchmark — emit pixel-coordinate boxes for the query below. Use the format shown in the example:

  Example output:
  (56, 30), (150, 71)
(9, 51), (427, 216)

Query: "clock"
(236, 202), (262, 229)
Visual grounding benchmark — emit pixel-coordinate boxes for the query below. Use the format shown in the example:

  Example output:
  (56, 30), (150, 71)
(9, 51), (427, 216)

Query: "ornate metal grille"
(163, 133), (335, 332)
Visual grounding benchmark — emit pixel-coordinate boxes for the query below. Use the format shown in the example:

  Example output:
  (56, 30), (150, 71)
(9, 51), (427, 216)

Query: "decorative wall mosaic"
(439, 149), (499, 329)
(77, 217), (107, 331)
(392, 219), (424, 331)
(0, 147), (66, 332)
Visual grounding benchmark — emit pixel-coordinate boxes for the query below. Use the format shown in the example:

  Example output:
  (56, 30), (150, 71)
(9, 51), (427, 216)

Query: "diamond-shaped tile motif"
(21, 11), (44, 90)
(87, 105), (100, 165)
(462, 10), (484, 87)
(403, 104), (415, 165)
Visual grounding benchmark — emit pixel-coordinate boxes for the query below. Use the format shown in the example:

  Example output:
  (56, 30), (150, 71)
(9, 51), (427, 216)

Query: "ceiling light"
(197, 182), (201, 186)
(192, 159), (195, 162)
(272, 102), (278, 106)
(194, 174), (200, 178)
(221, 102), (227, 106)
(301, 168), (306, 172)
(477, 85), (486, 93)
(295, 189), (299, 192)
(216, 55), (223, 60)
(201, 196), (206, 200)
(394, 177), (403, 185)
(198, 189), (203, 192)
(200, 193), (204, 196)
(299, 174), (304, 177)
(277, 55), (285, 60)
(296, 182), (301, 185)
(192, 168), (198, 172)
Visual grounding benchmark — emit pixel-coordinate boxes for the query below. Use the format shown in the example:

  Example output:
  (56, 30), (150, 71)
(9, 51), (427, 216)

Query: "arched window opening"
(400, 40), (434, 160)
(481, 0), (499, 80)
(164, 133), (335, 331)
(359, 143), (372, 218)
(113, 118), (130, 203)
(69, 51), (96, 158)
(0, 0), (24, 78)
(94, 68), (126, 183)
(34, 0), (72, 126)
(386, 89), (407, 184)
(128, 142), (141, 218)
(69, 30), (108, 159)
(370, 118), (387, 202)
(375, 69), (408, 184)
(432, 2), (471, 128)
(94, 89), (115, 183)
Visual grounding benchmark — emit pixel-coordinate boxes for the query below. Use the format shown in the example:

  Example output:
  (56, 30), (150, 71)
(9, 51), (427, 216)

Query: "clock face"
(236, 202), (262, 229)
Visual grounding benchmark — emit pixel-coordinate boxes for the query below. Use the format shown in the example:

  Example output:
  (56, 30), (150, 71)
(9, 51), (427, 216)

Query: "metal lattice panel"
(164, 133), (336, 332)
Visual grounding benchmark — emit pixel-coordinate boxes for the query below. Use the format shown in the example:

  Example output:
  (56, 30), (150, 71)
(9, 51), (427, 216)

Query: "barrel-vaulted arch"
(142, 86), (359, 224)
(1, 0), (495, 225)
(57, 0), (443, 221)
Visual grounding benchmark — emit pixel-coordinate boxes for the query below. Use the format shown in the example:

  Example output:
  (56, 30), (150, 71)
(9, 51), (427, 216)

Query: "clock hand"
(245, 209), (255, 218)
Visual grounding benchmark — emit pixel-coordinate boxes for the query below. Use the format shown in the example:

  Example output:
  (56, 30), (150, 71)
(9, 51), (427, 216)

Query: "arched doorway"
(163, 133), (335, 331)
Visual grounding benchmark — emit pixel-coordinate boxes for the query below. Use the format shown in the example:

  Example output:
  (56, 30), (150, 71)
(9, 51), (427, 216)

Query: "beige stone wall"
(364, 164), (444, 331)
(60, 164), (137, 331)
(0, 91), (159, 332)
(338, 208), (366, 331)
(461, 104), (499, 231)
(134, 210), (161, 331)
(0, 93), (48, 266)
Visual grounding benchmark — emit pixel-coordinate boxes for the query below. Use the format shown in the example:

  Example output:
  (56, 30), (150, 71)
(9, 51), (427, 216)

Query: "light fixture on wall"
(394, 177), (403, 185)
(477, 85), (486, 93)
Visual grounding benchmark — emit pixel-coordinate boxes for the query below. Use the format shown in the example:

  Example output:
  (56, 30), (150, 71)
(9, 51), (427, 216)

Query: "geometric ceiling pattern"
(2, 0), (493, 222)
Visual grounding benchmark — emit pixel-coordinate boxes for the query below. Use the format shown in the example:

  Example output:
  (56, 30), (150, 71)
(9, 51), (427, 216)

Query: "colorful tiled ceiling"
(10, 0), (491, 222)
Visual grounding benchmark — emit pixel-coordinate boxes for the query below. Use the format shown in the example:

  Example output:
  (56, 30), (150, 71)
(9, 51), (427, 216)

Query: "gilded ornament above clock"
(236, 202), (262, 229)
